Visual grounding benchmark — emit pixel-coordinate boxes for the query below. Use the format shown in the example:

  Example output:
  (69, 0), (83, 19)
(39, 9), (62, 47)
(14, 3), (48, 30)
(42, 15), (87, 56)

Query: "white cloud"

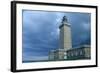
(82, 22), (90, 30)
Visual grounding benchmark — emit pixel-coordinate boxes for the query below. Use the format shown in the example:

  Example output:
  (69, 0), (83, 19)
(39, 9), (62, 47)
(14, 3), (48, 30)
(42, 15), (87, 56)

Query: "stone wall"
(48, 45), (91, 61)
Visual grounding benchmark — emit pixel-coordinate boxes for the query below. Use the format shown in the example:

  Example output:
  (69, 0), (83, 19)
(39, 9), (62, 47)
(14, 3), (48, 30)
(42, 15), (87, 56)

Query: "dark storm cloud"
(66, 13), (91, 47)
(22, 10), (91, 61)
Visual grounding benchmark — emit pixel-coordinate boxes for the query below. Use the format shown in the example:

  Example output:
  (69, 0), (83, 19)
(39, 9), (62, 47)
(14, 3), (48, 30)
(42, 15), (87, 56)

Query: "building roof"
(49, 45), (90, 53)
(72, 45), (90, 49)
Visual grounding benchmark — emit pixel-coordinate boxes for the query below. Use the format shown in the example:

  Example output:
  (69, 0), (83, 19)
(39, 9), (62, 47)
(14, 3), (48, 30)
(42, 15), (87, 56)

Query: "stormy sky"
(22, 10), (91, 62)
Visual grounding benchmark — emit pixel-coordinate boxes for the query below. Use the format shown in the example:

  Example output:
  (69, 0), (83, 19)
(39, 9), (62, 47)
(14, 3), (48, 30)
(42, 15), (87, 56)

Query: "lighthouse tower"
(59, 16), (72, 50)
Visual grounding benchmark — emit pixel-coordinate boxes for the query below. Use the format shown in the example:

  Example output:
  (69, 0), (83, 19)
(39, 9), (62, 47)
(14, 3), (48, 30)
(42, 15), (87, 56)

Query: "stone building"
(49, 16), (91, 61)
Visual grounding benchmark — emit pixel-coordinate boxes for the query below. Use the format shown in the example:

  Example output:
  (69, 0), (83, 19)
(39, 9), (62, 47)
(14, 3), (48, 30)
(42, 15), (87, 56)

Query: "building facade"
(48, 16), (91, 61)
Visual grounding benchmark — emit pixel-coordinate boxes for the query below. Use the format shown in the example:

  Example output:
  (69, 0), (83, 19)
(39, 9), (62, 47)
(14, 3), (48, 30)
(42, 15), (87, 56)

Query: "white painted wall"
(0, 0), (99, 73)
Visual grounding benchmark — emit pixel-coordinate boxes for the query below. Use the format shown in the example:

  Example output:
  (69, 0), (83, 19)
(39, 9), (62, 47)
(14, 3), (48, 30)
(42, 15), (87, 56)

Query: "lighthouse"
(59, 16), (72, 50)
